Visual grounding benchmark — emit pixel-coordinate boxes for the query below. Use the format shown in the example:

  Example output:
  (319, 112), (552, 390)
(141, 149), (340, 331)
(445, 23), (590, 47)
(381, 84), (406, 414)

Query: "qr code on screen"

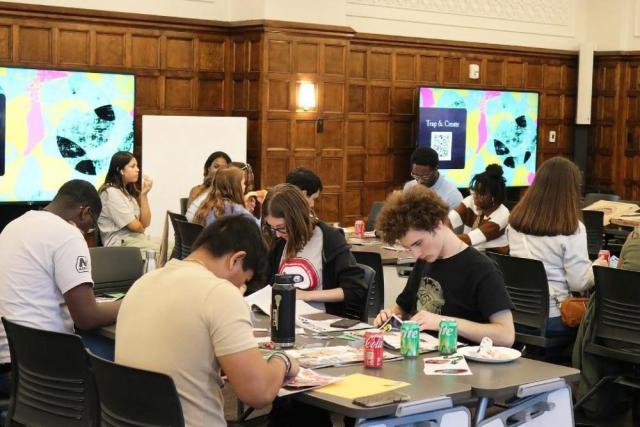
(431, 132), (452, 161)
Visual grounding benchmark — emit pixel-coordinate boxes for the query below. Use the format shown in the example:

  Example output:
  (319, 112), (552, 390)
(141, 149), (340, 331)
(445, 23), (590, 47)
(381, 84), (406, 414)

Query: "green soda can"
(400, 321), (420, 358)
(438, 319), (458, 355)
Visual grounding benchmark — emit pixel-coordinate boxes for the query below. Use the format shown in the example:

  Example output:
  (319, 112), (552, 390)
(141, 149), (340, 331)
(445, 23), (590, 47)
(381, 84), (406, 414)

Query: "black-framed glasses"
(267, 224), (287, 234)
(81, 205), (99, 234)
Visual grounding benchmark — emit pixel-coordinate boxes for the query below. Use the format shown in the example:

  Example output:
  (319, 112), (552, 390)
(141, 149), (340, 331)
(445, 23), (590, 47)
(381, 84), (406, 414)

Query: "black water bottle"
(271, 274), (302, 348)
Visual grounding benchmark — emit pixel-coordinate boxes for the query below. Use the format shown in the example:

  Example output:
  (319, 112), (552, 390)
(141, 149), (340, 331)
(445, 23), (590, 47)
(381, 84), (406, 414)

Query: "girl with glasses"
(259, 184), (366, 318)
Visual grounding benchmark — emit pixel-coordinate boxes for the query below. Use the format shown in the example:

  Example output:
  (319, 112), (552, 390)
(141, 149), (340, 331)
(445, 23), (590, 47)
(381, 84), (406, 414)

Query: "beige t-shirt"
(115, 259), (257, 427)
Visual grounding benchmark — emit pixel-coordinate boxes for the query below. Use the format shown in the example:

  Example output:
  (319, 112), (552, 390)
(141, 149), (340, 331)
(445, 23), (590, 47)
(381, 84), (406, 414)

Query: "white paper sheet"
(244, 286), (323, 317)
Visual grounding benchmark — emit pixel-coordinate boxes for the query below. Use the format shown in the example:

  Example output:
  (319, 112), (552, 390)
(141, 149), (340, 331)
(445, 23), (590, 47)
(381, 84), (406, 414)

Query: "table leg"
(474, 396), (491, 425)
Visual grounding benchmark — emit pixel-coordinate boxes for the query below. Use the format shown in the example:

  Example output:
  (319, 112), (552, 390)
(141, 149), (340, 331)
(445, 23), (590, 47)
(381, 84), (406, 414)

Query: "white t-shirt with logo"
(278, 226), (325, 311)
(0, 210), (94, 363)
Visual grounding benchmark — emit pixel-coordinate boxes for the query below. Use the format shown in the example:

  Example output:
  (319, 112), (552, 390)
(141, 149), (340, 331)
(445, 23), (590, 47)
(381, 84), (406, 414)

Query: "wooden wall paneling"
(18, 25), (52, 63)
(0, 23), (11, 61)
(59, 27), (90, 66)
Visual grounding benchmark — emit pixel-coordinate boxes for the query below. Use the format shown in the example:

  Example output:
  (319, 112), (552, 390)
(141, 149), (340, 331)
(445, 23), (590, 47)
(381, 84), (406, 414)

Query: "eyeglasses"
(267, 224), (288, 234)
(80, 205), (99, 234)
(411, 171), (435, 182)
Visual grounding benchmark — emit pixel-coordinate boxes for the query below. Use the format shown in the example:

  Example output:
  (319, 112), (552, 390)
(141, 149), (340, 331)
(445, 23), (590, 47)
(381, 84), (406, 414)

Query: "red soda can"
(363, 331), (384, 368)
(355, 220), (365, 238)
(598, 249), (610, 263)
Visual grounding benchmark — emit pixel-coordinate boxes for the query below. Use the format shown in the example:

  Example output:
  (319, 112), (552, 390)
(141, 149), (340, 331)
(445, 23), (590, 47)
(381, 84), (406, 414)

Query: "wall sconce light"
(297, 81), (316, 111)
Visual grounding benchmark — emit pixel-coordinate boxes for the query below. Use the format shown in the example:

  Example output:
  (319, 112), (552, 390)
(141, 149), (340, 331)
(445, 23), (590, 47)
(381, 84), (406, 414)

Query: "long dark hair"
(99, 151), (139, 198)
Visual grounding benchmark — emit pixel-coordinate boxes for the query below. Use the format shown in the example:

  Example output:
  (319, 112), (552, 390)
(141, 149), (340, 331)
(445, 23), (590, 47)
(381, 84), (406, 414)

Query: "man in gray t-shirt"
(403, 147), (463, 211)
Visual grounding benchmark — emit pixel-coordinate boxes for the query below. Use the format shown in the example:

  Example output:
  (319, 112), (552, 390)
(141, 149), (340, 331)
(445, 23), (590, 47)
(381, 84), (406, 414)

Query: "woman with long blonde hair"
(508, 156), (594, 335)
(192, 167), (258, 227)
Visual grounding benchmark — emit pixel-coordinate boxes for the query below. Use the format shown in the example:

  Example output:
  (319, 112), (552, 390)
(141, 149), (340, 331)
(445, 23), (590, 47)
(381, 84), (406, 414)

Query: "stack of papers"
(285, 345), (400, 368)
(279, 368), (342, 396)
(296, 318), (371, 333)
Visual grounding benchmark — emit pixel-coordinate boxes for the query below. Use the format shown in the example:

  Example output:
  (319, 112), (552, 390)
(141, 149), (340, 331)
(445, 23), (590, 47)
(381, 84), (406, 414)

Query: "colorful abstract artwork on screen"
(418, 87), (539, 187)
(0, 67), (134, 202)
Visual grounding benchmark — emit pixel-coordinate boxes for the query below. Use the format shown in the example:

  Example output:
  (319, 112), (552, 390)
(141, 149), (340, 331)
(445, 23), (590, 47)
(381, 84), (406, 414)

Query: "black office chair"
(582, 210), (604, 260)
(179, 197), (189, 216)
(346, 263), (377, 322)
(353, 251), (385, 320)
(1, 318), (98, 427)
(90, 246), (143, 294)
(174, 220), (204, 259)
(487, 254), (575, 351)
(365, 201), (384, 232)
(88, 352), (184, 427)
(583, 192), (620, 207)
(168, 212), (187, 260)
(574, 266), (640, 419)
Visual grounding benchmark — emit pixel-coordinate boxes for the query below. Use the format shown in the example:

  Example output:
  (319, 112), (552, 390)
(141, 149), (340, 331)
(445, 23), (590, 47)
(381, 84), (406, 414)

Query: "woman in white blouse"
(507, 156), (593, 336)
(97, 151), (157, 250)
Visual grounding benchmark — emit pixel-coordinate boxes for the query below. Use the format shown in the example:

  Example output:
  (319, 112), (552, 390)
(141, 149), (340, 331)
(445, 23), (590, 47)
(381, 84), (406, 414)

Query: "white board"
(141, 115), (247, 236)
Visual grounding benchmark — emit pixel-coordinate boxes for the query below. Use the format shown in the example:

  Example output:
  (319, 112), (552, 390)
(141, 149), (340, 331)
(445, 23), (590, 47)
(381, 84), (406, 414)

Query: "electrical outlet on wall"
(549, 130), (556, 143)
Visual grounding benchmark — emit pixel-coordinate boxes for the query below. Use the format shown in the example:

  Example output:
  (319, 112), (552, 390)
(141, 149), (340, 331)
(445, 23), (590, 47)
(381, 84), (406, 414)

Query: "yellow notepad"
(314, 373), (409, 399)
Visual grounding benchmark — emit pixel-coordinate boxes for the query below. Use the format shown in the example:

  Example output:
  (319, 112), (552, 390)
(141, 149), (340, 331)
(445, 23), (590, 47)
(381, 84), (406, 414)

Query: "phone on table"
(353, 391), (410, 407)
(329, 318), (360, 329)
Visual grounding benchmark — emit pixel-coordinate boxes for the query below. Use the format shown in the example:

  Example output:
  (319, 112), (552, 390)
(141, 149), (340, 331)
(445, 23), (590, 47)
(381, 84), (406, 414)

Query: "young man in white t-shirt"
(0, 179), (121, 392)
(116, 216), (299, 427)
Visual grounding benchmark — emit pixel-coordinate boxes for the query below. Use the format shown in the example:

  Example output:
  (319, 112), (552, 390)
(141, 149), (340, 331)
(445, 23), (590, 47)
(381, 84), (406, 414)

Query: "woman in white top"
(97, 151), (156, 250)
(449, 164), (510, 254)
(507, 157), (593, 336)
(185, 151), (231, 221)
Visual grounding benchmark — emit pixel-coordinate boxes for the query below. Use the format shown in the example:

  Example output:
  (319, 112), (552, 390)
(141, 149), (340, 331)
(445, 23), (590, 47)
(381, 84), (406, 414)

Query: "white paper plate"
(459, 346), (521, 363)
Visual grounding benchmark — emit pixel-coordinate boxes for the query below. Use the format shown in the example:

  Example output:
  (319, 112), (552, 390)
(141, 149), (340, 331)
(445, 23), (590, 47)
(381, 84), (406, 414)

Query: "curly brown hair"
(375, 185), (448, 244)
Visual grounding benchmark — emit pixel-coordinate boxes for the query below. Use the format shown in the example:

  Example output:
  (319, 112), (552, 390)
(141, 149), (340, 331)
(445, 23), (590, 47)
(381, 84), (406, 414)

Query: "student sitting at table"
(448, 164), (510, 254)
(191, 167), (259, 227)
(0, 180), (121, 392)
(187, 150), (231, 207)
(98, 151), (159, 251)
(617, 227), (640, 271)
(507, 156), (594, 337)
(286, 166), (323, 210)
(116, 216), (299, 427)
(261, 183), (366, 318)
(373, 185), (515, 346)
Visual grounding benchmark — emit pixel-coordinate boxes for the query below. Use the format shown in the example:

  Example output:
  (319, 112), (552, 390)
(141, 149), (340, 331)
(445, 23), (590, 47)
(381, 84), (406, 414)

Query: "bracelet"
(267, 351), (292, 378)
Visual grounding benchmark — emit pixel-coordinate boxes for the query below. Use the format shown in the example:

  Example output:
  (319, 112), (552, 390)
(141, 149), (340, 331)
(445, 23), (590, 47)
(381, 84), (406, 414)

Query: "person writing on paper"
(508, 157), (595, 336)
(116, 216), (299, 427)
(448, 164), (510, 254)
(261, 184), (366, 318)
(0, 180), (121, 392)
(98, 151), (158, 251)
(373, 185), (515, 346)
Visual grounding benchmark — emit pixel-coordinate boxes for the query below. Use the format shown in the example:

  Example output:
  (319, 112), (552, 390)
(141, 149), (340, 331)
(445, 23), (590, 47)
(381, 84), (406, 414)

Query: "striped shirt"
(448, 195), (509, 253)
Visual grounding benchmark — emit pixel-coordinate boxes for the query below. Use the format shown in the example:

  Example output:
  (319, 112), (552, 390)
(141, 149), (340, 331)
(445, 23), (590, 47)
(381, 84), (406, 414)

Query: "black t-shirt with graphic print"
(396, 247), (513, 324)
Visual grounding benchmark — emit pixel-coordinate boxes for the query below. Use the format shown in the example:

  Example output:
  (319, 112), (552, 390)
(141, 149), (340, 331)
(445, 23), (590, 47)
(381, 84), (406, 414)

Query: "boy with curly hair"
(373, 185), (515, 346)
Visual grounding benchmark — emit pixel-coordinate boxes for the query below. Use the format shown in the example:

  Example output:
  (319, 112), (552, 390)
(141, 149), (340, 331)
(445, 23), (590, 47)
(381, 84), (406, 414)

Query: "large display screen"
(417, 87), (539, 187)
(0, 67), (134, 202)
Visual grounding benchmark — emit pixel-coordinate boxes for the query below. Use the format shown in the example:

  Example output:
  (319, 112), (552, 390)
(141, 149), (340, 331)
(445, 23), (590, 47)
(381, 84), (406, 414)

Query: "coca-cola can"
(363, 331), (384, 368)
(355, 220), (365, 238)
(598, 249), (611, 263)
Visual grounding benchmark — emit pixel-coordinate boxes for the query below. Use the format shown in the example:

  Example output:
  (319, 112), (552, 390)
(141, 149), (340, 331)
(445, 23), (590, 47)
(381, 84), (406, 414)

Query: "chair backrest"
(179, 198), (189, 216)
(487, 253), (550, 332)
(365, 201), (384, 232)
(355, 263), (377, 322)
(174, 220), (204, 259)
(582, 210), (604, 259)
(1, 318), (98, 427)
(88, 352), (184, 427)
(353, 251), (385, 319)
(167, 212), (187, 260)
(90, 247), (143, 294)
(583, 192), (620, 207)
(592, 266), (640, 346)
